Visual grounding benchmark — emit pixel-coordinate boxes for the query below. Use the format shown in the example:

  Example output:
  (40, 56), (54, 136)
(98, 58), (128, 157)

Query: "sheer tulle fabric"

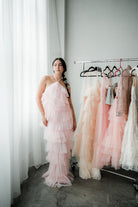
(73, 77), (101, 180)
(41, 82), (74, 187)
(120, 84), (138, 171)
(72, 77), (88, 159)
(93, 75), (110, 169)
(101, 98), (127, 169)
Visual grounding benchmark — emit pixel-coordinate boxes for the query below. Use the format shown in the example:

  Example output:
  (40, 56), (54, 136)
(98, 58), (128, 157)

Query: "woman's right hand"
(42, 116), (48, 127)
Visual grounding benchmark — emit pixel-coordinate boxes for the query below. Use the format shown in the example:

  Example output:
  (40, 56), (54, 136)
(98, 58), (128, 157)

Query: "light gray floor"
(12, 164), (138, 207)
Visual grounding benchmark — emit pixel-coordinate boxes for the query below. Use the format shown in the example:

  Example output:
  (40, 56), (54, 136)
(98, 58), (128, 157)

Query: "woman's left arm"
(68, 86), (77, 131)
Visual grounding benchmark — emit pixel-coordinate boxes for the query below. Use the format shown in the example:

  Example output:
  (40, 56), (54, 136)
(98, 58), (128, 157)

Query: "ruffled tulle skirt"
(42, 100), (74, 187)
(72, 81), (101, 180)
(92, 98), (110, 169)
(100, 98), (127, 169)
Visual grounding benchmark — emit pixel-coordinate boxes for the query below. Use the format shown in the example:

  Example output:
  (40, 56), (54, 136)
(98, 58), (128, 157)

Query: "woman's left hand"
(73, 120), (77, 131)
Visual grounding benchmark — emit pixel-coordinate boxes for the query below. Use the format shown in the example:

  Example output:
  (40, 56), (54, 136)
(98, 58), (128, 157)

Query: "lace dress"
(120, 80), (138, 171)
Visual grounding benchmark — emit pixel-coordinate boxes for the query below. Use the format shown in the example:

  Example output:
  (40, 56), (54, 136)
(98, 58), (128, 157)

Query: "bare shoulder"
(40, 75), (52, 85)
(37, 76), (49, 95)
(42, 75), (51, 81)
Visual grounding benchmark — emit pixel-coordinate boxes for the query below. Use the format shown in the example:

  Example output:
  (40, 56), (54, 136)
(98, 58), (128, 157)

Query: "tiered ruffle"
(72, 79), (101, 180)
(41, 82), (74, 187)
(101, 98), (127, 169)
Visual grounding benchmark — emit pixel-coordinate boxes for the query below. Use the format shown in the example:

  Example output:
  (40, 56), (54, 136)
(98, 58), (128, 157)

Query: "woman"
(36, 58), (77, 187)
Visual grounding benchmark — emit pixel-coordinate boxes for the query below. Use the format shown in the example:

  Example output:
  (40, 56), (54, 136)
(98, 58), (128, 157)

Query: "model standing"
(36, 58), (77, 187)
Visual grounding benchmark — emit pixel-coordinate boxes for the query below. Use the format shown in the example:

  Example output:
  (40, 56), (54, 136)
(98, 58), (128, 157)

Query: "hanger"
(88, 66), (96, 72)
(95, 66), (102, 76)
(115, 58), (123, 76)
(131, 65), (138, 76)
(131, 65), (138, 86)
(107, 65), (117, 78)
(80, 66), (92, 77)
(80, 66), (102, 77)
(80, 66), (94, 77)
(103, 65), (112, 78)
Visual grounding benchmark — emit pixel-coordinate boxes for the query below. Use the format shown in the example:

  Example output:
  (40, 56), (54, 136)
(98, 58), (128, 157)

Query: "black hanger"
(131, 68), (136, 76)
(80, 66), (94, 77)
(80, 66), (102, 77)
(88, 66), (95, 71)
(108, 65), (118, 78)
(103, 65), (111, 77)
(131, 65), (138, 76)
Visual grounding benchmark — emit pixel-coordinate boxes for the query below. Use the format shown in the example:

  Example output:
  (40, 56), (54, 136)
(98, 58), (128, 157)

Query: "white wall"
(65, 0), (138, 120)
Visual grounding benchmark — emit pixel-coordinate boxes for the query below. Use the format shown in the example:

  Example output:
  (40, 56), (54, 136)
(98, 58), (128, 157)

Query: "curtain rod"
(74, 58), (138, 64)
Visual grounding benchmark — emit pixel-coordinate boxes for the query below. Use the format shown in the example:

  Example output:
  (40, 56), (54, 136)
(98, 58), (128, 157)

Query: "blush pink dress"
(41, 81), (74, 187)
(101, 96), (128, 169)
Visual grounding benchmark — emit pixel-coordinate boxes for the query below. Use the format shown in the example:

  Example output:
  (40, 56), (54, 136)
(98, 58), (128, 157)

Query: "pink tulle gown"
(101, 97), (127, 169)
(41, 80), (74, 187)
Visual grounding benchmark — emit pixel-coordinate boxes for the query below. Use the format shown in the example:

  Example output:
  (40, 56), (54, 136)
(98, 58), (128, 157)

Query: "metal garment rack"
(74, 57), (138, 71)
(73, 57), (138, 184)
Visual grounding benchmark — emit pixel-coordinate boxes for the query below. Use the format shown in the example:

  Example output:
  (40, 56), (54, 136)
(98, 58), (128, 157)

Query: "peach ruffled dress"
(41, 81), (74, 187)
(73, 76), (101, 180)
(92, 74), (110, 169)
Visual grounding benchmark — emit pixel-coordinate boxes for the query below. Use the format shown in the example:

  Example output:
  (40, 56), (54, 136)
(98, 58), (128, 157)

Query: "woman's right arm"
(36, 76), (48, 127)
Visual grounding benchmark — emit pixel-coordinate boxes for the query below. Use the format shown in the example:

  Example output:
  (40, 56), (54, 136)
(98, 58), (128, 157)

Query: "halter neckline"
(45, 81), (67, 94)
(53, 75), (62, 82)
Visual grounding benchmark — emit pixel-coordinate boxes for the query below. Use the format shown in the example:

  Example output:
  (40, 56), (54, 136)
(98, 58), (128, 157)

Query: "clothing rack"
(73, 57), (138, 190)
(74, 58), (138, 71)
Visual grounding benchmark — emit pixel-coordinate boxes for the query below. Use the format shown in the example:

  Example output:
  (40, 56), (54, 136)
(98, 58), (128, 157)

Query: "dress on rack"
(41, 81), (74, 187)
(116, 65), (132, 116)
(72, 78), (87, 159)
(106, 82), (118, 105)
(73, 76), (101, 179)
(101, 94), (128, 169)
(92, 74), (110, 169)
(100, 67), (133, 169)
(120, 79), (138, 171)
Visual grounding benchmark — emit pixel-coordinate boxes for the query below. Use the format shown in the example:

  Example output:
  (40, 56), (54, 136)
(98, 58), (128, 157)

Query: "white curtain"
(47, 0), (65, 73)
(0, 0), (65, 206)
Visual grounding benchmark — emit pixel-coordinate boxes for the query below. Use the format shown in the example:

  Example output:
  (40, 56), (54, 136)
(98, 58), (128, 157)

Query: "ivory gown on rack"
(120, 78), (138, 171)
(73, 75), (101, 180)
(41, 80), (74, 187)
(92, 73), (110, 169)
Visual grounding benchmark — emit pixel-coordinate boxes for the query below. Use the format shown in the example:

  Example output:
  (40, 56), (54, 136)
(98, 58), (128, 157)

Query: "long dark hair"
(52, 57), (70, 97)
